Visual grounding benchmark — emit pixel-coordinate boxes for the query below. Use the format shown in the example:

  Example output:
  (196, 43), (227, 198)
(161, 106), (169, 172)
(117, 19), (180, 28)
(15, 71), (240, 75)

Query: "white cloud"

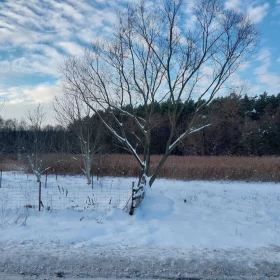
(0, 0), (124, 120)
(224, 1), (269, 24)
(50, 1), (84, 23)
(0, 83), (60, 104)
(76, 28), (96, 43)
(57, 42), (84, 56)
(0, 83), (61, 123)
(225, 0), (241, 11)
(2, 102), (56, 124)
(239, 61), (251, 71)
(256, 48), (271, 63)
(0, 45), (64, 77)
(253, 48), (280, 94)
(255, 48), (271, 76)
(0, 0), (116, 76)
(0, 0), (137, 109)
(247, 3), (269, 24)
(258, 73), (280, 85)
(185, 15), (197, 31)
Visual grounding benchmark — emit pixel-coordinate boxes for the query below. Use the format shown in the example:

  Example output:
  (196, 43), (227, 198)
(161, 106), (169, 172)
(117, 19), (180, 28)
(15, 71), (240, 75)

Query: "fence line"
(0, 172), (133, 212)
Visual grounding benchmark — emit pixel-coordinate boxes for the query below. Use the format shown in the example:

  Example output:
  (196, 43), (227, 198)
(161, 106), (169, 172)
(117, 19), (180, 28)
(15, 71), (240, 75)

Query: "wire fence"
(0, 172), (133, 213)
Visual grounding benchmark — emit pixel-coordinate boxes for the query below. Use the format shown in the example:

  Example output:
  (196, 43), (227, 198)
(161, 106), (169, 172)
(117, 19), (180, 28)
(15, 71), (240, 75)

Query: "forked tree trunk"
(58, 0), (258, 212)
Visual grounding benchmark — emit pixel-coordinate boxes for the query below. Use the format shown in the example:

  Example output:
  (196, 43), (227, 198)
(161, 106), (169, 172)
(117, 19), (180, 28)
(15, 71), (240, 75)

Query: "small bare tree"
(53, 94), (101, 184)
(26, 104), (49, 182)
(60, 0), (258, 189)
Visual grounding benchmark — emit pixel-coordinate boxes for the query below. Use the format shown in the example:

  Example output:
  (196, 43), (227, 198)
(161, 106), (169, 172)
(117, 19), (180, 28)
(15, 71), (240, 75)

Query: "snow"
(1, 172), (280, 278)
(0, 172), (279, 248)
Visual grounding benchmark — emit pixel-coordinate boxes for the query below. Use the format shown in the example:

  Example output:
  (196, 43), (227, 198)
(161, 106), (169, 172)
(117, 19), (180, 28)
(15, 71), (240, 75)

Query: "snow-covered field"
(1, 171), (280, 279)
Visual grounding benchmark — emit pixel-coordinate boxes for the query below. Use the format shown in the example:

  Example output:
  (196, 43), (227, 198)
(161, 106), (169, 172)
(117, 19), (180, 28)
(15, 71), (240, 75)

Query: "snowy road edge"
(1, 246), (280, 279)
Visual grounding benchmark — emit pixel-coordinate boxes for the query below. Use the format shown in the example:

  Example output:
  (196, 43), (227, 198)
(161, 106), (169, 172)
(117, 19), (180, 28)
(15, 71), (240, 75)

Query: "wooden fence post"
(129, 180), (145, 215)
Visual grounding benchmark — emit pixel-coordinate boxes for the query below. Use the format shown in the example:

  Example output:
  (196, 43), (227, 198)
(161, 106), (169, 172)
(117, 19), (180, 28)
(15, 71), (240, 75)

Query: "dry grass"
(0, 154), (280, 182)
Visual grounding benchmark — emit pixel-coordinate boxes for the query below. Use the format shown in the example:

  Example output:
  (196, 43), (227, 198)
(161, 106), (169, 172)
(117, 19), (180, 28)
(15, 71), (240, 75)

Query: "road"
(1, 245), (280, 279)
(0, 276), (158, 280)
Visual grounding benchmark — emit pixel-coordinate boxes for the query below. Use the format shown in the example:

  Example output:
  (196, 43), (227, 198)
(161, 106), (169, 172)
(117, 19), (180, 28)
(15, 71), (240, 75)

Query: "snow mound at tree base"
(135, 188), (174, 220)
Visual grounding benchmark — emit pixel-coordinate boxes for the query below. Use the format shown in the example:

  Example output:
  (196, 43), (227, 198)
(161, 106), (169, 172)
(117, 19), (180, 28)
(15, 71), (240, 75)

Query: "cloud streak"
(247, 3), (269, 24)
(224, 0), (269, 23)
(0, 0), (119, 79)
(0, 82), (61, 122)
(0, 83), (60, 104)
(253, 48), (280, 93)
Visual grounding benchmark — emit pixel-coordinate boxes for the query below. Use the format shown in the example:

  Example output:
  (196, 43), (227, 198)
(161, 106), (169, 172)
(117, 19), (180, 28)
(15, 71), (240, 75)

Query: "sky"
(0, 0), (279, 124)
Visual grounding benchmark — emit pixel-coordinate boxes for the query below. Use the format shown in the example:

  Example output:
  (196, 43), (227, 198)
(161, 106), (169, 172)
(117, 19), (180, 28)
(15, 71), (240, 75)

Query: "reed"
(0, 154), (279, 182)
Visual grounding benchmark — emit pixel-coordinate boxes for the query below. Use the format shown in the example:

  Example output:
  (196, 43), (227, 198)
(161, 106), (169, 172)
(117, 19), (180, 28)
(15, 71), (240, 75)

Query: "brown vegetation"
(0, 154), (279, 182)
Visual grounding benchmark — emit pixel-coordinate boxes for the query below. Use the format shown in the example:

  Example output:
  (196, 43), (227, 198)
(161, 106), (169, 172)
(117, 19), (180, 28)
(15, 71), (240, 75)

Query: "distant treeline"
(1, 92), (280, 157)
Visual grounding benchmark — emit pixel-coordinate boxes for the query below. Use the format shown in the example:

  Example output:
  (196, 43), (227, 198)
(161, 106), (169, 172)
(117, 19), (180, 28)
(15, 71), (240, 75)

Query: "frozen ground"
(0, 172), (280, 279)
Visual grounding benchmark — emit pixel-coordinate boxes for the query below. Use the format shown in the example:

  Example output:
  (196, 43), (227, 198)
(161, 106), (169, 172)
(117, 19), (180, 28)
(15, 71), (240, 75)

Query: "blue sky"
(0, 0), (279, 123)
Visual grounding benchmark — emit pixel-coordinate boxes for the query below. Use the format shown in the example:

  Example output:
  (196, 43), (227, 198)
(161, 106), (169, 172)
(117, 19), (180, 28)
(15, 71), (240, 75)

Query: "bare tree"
(53, 94), (101, 184)
(60, 0), (258, 188)
(26, 104), (49, 182)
